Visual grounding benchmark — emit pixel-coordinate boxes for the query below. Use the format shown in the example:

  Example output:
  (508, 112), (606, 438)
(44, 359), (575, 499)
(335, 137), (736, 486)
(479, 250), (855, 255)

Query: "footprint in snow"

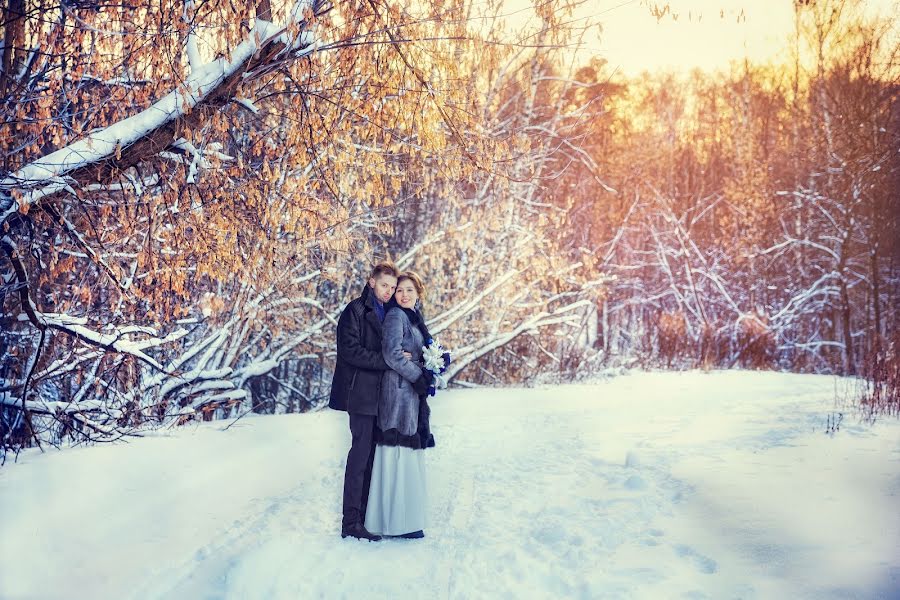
(674, 544), (718, 574)
(624, 475), (646, 490)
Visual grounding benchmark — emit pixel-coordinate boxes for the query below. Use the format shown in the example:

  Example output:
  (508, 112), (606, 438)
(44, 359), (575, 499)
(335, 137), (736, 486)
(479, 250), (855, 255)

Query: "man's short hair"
(369, 260), (399, 280)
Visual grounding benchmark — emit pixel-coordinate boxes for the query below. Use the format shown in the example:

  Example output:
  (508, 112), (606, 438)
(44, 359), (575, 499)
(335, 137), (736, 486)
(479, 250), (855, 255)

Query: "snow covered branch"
(428, 269), (521, 335)
(0, 0), (325, 217)
(445, 301), (589, 380)
(22, 311), (188, 372)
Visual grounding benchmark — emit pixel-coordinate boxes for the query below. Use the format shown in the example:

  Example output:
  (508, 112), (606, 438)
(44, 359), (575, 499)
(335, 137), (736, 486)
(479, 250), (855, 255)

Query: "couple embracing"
(329, 261), (440, 542)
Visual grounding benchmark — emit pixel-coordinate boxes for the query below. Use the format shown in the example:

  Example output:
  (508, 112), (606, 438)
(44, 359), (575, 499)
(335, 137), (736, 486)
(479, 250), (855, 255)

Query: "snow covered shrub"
(735, 314), (776, 370)
(698, 322), (732, 370)
(554, 344), (606, 383)
(860, 332), (900, 420)
(0, 404), (29, 452)
(657, 311), (688, 368)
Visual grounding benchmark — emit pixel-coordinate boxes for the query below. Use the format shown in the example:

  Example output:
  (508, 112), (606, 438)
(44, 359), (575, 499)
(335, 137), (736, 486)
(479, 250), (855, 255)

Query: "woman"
(364, 271), (435, 539)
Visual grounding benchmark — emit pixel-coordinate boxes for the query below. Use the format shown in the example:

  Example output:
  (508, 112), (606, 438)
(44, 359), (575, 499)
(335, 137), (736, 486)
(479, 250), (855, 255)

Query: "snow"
(234, 97), (261, 114)
(235, 358), (279, 379)
(183, 1), (202, 74)
(1, 371), (898, 599)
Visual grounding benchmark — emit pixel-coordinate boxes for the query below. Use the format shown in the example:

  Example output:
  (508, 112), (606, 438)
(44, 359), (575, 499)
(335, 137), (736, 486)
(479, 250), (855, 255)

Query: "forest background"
(1, 0), (898, 451)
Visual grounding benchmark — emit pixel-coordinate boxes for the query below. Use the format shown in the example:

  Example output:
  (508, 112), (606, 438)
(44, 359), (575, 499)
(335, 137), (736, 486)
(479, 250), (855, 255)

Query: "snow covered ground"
(1, 371), (898, 600)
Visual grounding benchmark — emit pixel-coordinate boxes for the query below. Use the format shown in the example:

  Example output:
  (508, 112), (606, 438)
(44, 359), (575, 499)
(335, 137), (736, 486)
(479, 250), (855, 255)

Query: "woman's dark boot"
(398, 530), (424, 539)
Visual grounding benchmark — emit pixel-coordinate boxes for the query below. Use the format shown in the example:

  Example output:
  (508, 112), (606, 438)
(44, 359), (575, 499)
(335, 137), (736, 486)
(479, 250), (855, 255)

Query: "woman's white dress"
(364, 445), (428, 536)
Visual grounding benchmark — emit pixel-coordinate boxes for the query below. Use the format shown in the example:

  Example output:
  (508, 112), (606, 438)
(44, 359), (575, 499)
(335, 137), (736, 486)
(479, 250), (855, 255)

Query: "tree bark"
(0, 0), (26, 101)
(256, 0), (272, 21)
(872, 245), (881, 348)
(839, 276), (854, 375)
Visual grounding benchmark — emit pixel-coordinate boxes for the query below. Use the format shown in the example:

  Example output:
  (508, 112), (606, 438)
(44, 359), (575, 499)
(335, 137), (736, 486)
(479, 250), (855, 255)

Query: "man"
(329, 260), (400, 541)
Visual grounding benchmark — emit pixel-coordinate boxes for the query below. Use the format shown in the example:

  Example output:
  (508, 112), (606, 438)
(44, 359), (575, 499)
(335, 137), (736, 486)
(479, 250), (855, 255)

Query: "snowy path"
(1, 371), (898, 599)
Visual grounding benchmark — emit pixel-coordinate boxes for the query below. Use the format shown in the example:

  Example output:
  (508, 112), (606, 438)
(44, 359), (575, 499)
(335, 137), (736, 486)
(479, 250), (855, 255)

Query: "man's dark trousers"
(342, 412), (377, 527)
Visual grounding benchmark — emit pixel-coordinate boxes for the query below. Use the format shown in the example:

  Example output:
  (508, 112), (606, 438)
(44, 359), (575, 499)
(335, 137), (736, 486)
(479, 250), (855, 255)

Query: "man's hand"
(422, 369), (435, 388)
(412, 374), (429, 396)
(402, 351), (412, 360)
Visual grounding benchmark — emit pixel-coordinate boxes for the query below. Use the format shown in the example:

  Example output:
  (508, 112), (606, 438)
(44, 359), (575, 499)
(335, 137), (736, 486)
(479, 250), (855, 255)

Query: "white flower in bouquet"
(422, 338), (452, 392)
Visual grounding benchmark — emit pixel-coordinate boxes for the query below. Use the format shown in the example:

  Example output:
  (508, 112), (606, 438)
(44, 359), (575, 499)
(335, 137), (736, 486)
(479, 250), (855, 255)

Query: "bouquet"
(422, 337), (452, 396)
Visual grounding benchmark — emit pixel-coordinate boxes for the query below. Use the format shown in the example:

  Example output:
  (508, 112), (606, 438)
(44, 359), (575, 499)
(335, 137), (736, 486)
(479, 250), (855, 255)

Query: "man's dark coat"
(329, 284), (390, 415)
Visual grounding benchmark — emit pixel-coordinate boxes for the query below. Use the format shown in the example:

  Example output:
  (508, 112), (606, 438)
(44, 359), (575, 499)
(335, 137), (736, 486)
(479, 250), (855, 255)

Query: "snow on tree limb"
(0, 231), (189, 373)
(0, 0), (323, 214)
(23, 311), (189, 372)
(445, 302), (589, 380)
(183, 0), (203, 75)
(233, 97), (261, 114)
(428, 269), (521, 335)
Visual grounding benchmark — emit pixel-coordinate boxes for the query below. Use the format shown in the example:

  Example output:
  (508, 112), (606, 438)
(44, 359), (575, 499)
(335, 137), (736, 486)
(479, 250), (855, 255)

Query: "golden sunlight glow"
(592, 0), (796, 74)
(506, 0), (899, 74)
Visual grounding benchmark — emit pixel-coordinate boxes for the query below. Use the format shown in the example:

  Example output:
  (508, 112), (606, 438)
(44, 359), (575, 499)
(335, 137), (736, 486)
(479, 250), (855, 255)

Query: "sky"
(506, 0), (899, 76)
(590, 0), (796, 75)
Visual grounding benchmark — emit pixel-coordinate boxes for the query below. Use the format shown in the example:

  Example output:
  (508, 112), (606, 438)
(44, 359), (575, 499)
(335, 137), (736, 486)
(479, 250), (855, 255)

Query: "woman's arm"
(382, 309), (424, 383)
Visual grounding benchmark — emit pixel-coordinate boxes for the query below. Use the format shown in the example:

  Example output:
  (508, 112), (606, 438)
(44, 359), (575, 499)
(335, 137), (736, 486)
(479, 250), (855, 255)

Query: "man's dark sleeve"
(336, 306), (389, 371)
(412, 375), (429, 396)
(418, 396), (435, 448)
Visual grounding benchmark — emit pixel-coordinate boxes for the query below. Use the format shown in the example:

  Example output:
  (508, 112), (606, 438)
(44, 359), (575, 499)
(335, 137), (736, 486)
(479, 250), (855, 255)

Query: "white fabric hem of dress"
(364, 445), (428, 536)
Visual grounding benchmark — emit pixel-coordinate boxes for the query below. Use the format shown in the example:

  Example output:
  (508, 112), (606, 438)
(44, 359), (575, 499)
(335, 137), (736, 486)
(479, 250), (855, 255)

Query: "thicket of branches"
(0, 0), (605, 451)
(566, 1), (899, 387)
(1, 0), (897, 452)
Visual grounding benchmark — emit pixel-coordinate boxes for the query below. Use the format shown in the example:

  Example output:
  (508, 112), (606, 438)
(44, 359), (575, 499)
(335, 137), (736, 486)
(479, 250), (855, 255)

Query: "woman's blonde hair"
(397, 271), (426, 302)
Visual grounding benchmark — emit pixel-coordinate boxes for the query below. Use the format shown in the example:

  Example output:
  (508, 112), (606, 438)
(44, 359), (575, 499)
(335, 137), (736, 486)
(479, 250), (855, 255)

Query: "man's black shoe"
(398, 530), (425, 539)
(341, 523), (382, 541)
